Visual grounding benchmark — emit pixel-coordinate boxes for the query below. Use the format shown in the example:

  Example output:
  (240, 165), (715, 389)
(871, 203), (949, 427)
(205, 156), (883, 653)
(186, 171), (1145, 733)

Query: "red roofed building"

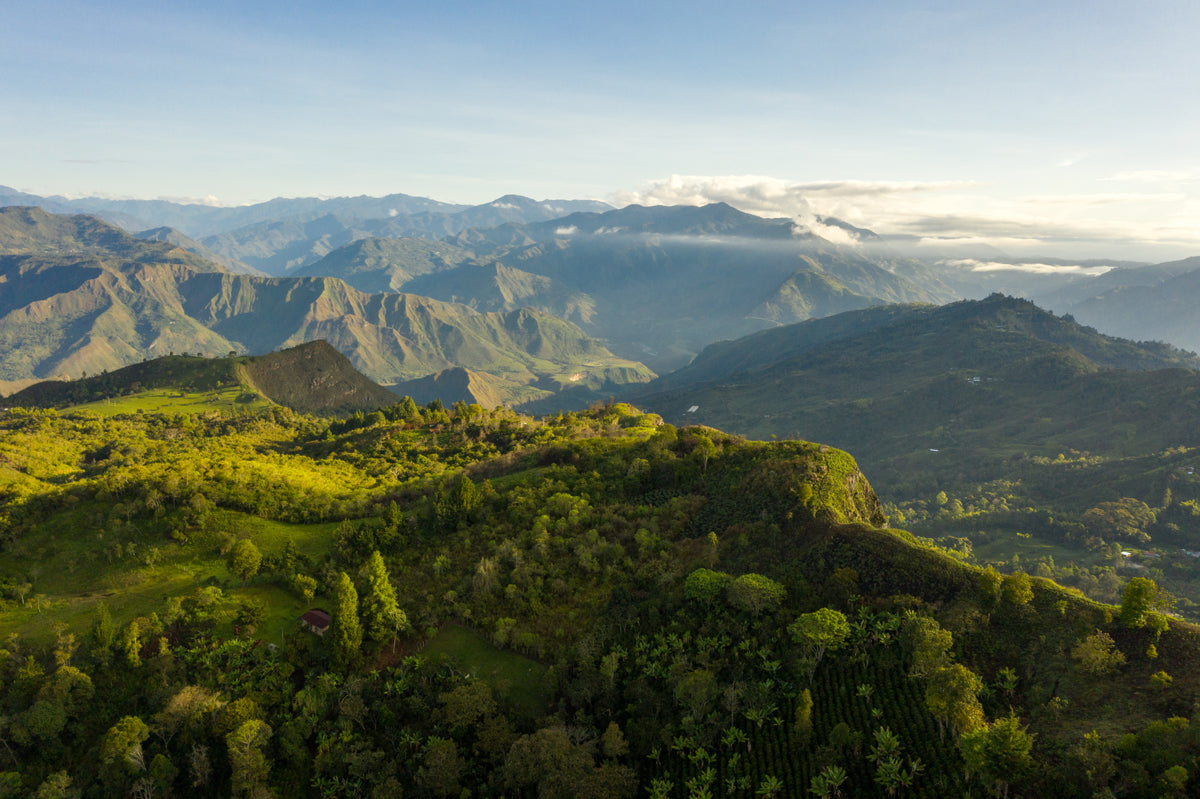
(300, 608), (331, 636)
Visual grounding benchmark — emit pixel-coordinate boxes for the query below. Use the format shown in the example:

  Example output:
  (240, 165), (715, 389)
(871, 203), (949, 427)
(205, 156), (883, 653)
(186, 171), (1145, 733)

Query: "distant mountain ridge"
(0, 185), (468, 238)
(0, 207), (652, 405)
(1031, 256), (1200, 355)
(625, 293), (1200, 493)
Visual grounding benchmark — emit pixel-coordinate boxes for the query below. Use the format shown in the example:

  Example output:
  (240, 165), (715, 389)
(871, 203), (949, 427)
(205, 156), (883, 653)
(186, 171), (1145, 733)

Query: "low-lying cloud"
(945, 259), (1113, 276)
(612, 174), (1200, 260)
(613, 175), (973, 248)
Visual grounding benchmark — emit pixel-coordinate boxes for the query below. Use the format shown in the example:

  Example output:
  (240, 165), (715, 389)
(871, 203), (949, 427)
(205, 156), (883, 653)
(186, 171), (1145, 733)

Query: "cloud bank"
(612, 175), (1200, 260)
(944, 259), (1113, 276)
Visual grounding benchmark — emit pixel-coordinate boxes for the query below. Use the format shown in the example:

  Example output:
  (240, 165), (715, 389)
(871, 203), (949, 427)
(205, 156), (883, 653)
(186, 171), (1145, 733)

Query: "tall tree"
(330, 572), (362, 668)
(226, 719), (273, 798)
(359, 551), (409, 649)
(1119, 577), (1171, 628)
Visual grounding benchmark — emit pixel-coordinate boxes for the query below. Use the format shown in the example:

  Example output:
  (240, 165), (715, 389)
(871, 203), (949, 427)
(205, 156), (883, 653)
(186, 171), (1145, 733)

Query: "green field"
(72, 386), (272, 415)
(0, 508), (339, 641)
(423, 624), (549, 719)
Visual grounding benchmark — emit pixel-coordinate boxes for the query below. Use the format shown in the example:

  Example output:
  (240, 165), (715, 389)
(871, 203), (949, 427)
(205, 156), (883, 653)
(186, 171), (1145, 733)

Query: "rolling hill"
(4, 341), (400, 414)
(626, 294), (1200, 493)
(1036, 257), (1200, 356)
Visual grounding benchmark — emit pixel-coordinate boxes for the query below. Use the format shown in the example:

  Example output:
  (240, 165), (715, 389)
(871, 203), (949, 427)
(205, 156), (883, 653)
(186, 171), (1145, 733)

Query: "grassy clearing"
(423, 624), (549, 719)
(972, 528), (1112, 571)
(228, 583), (309, 645)
(71, 387), (272, 416)
(206, 510), (340, 560)
(0, 508), (339, 642)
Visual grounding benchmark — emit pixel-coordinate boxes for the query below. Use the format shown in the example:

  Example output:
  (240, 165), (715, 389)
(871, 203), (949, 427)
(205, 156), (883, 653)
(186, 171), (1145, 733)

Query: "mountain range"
(5, 185), (1200, 405)
(0, 207), (652, 404)
(301, 202), (959, 373)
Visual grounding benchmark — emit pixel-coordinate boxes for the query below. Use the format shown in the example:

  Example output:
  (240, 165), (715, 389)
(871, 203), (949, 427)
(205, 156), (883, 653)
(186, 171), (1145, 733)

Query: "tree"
(600, 722), (629, 759)
(439, 681), (497, 735)
(32, 771), (73, 799)
(92, 602), (116, 659)
(684, 568), (732, 605)
(726, 573), (786, 614)
(925, 664), (985, 740)
(1071, 631), (1125, 676)
(359, 551), (408, 649)
(154, 685), (221, 748)
(1000, 571), (1033, 606)
(330, 572), (362, 668)
(809, 765), (847, 798)
(225, 719), (273, 798)
(503, 727), (594, 798)
(1160, 765), (1188, 797)
(790, 608), (850, 677)
(961, 714), (1034, 799)
(1081, 498), (1155, 544)
(978, 565), (1003, 608)
(418, 738), (465, 797)
(902, 615), (953, 677)
(436, 475), (482, 531)
(794, 688), (814, 745)
(1119, 577), (1171, 628)
(100, 716), (149, 789)
(693, 434), (716, 471)
(228, 539), (262, 584)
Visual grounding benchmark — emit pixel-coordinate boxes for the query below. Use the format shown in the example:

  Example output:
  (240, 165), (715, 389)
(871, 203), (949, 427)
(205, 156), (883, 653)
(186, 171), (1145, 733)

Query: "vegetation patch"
(422, 624), (549, 719)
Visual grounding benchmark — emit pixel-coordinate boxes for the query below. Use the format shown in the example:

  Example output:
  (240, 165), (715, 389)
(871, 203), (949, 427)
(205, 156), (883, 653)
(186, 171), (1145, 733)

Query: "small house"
(300, 609), (331, 636)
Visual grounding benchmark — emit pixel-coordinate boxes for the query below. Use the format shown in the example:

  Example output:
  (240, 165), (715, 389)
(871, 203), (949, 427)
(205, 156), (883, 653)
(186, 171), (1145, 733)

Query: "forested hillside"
(1, 400), (1198, 797)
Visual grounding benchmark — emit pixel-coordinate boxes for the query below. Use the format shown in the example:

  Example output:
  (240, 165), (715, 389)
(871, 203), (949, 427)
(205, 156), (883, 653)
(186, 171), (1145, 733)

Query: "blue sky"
(4, 0), (1199, 258)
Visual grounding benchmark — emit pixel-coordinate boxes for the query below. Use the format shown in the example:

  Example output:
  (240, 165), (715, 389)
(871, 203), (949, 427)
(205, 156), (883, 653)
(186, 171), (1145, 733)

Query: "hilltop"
(4, 341), (400, 414)
(628, 294), (1200, 473)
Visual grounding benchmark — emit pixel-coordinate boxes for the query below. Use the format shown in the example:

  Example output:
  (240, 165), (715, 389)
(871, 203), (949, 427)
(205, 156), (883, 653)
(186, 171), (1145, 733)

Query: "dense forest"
(2, 400), (1199, 798)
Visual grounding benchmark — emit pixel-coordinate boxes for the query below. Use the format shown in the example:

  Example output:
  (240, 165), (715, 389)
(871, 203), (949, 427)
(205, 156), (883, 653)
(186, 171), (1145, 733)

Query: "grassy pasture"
(71, 386), (271, 416)
(423, 624), (549, 719)
(0, 506), (339, 642)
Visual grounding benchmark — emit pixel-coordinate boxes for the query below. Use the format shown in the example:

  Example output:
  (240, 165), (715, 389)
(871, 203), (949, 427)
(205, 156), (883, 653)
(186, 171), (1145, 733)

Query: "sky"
(3, 0), (1200, 260)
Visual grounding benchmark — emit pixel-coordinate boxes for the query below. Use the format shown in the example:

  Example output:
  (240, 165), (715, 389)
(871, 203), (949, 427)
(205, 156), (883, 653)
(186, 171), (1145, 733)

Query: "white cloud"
(612, 174), (1200, 259)
(944, 259), (1113, 276)
(153, 194), (227, 207)
(554, 225), (578, 235)
(612, 175), (975, 247)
